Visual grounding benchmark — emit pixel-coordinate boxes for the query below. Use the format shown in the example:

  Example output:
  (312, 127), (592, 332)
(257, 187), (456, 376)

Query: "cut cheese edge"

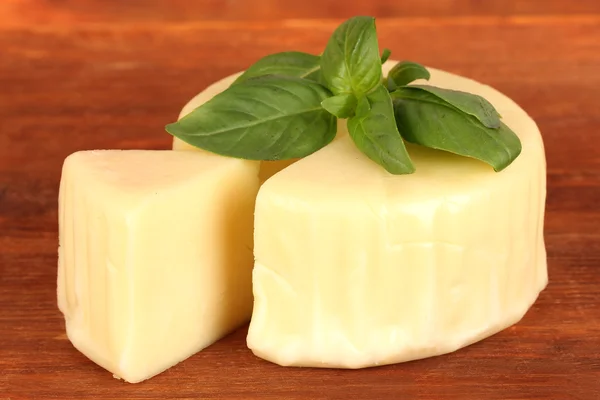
(247, 63), (548, 367)
(58, 150), (259, 382)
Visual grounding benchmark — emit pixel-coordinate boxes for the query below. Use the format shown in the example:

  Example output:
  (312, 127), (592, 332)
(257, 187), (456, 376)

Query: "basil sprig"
(166, 16), (522, 174)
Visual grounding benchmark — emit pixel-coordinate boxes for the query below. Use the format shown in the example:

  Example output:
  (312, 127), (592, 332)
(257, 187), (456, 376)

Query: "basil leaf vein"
(166, 75), (336, 160)
(321, 16), (382, 96)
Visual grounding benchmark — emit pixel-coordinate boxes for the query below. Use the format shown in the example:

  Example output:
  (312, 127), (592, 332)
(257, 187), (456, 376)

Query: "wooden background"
(1, 1), (599, 399)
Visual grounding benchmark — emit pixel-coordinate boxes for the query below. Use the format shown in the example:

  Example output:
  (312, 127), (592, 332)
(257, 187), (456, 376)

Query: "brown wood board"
(1, 2), (599, 399)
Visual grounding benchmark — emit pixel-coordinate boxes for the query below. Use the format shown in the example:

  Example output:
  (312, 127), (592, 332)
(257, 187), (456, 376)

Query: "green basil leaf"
(387, 60), (430, 91)
(166, 75), (336, 160)
(347, 85), (415, 174)
(391, 87), (521, 171)
(409, 85), (502, 128)
(380, 48), (392, 64)
(321, 93), (357, 118)
(234, 51), (321, 84)
(355, 95), (371, 118)
(321, 16), (382, 96)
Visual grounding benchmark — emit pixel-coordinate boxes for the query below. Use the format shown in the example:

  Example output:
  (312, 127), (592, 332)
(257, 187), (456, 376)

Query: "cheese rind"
(247, 64), (547, 368)
(58, 150), (259, 382)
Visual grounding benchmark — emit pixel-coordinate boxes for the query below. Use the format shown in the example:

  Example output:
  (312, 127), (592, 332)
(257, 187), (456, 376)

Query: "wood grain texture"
(1, 0), (600, 25)
(1, 1), (599, 399)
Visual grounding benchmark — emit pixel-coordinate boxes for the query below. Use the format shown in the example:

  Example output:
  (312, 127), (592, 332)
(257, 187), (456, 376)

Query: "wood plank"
(1, 9), (599, 400)
(0, 0), (599, 26)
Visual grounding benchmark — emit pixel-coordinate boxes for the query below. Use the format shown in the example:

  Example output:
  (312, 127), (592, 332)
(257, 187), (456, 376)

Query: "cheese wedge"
(57, 150), (259, 382)
(247, 65), (548, 367)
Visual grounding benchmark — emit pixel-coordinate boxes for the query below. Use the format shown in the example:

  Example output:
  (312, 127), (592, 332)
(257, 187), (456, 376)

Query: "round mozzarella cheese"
(248, 64), (548, 368)
(176, 62), (548, 368)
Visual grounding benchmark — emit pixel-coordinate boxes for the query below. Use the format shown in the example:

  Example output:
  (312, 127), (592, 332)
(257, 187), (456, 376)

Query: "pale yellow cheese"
(247, 64), (548, 367)
(57, 150), (259, 382)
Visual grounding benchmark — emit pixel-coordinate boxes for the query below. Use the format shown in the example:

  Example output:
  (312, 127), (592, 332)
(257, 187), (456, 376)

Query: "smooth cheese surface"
(247, 63), (548, 368)
(57, 150), (259, 382)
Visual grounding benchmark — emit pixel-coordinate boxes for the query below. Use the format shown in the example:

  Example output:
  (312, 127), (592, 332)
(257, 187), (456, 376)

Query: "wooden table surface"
(1, 1), (599, 399)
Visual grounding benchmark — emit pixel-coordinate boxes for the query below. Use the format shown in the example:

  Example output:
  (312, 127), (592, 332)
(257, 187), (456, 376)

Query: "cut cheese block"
(57, 150), (259, 382)
(247, 63), (548, 368)
(172, 73), (296, 183)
